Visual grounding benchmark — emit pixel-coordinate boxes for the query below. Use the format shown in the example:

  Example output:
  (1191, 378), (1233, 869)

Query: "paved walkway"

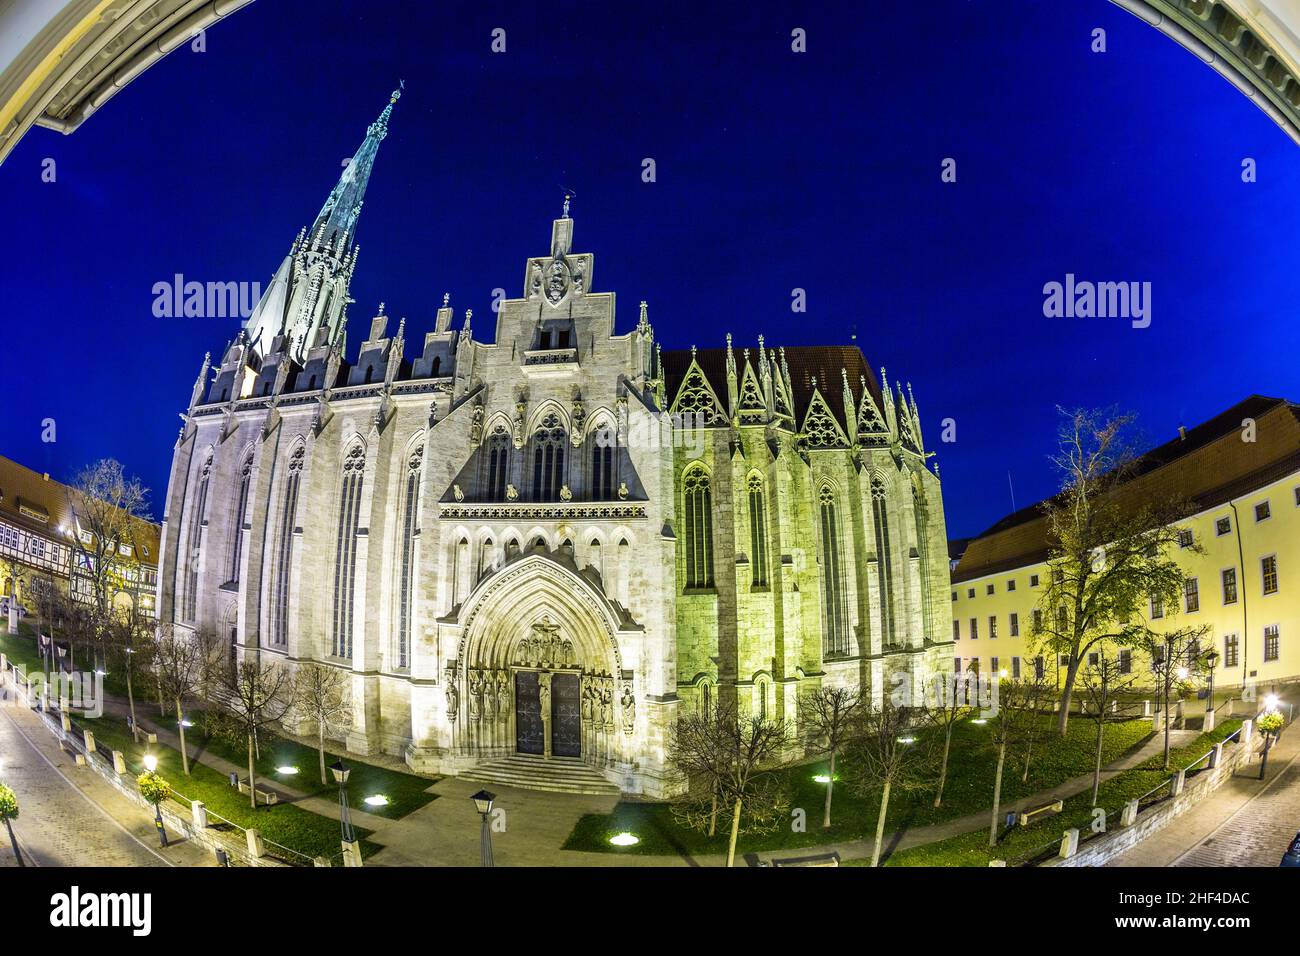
(1107, 722), (1300, 867)
(0, 702), (213, 867)
(7, 653), (1249, 867)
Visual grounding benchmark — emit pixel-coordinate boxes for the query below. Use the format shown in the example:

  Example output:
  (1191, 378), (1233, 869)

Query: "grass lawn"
(0, 625), (47, 675)
(71, 710), (380, 863)
(563, 713), (1153, 857)
(156, 707), (438, 820)
(4, 626), (439, 821)
(873, 717), (1243, 867)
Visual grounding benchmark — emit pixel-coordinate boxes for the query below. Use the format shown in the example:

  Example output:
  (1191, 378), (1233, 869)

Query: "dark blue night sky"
(2, 0), (1297, 539)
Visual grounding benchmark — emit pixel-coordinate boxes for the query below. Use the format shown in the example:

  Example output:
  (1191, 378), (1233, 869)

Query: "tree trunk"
(871, 778), (892, 867)
(1091, 716), (1105, 806)
(1021, 733), (1035, 783)
(708, 790), (718, 837)
(822, 749), (836, 828)
(934, 726), (953, 808)
(176, 700), (190, 776)
(989, 740), (1007, 848)
(318, 726), (328, 787)
(1170, 681), (1180, 770)
(4, 819), (22, 867)
(725, 797), (742, 868)
(126, 664), (138, 743)
(1056, 661), (1079, 735)
(247, 735), (257, 810)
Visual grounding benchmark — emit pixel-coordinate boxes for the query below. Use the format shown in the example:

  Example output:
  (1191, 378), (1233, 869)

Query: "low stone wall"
(2, 658), (290, 867)
(1042, 727), (1254, 868)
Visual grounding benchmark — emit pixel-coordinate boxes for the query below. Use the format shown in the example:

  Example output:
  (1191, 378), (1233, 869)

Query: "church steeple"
(309, 83), (402, 255)
(243, 85), (402, 365)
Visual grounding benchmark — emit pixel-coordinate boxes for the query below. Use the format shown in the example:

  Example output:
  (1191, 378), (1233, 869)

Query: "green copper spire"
(309, 83), (403, 254)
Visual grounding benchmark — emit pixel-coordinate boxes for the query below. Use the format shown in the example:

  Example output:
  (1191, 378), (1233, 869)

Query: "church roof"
(0, 455), (161, 567)
(952, 395), (1300, 583)
(660, 344), (883, 432)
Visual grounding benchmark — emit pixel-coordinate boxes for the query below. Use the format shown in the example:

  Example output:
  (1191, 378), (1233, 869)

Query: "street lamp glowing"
(1265, 694), (1281, 711)
(329, 760), (351, 786)
(609, 832), (640, 847)
(1176, 666), (1189, 681)
(471, 789), (495, 816)
(143, 754), (157, 772)
(999, 669), (1008, 678)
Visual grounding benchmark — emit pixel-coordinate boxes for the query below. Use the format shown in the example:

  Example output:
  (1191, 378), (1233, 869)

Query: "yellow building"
(950, 396), (1300, 692)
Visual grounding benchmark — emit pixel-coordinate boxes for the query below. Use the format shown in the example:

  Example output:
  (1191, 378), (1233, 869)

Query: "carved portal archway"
(446, 554), (634, 768)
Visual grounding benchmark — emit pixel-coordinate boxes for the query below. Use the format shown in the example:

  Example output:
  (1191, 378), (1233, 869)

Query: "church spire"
(309, 84), (402, 255)
(243, 85), (402, 365)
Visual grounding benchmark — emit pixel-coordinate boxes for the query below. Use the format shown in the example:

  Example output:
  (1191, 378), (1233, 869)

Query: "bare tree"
(213, 659), (297, 808)
(1080, 650), (1138, 805)
(667, 704), (789, 867)
(66, 459), (150, 672)
(1018, 672), (1055, 783)
(27, 576), (66, 680)
(986, 679), (1037, 848)
(797, 685), (864, 828)
(155, 630), (214, 775)
(1139, 624), (1209, 769)
(1034, 407), (1197, 735)
(106, 603), (157, 742)
(848, 699), (933, 867)
(924, 672), (972, 808)
(294, 663), (351, 786)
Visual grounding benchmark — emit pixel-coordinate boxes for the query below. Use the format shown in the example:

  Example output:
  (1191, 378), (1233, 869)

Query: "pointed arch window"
(485, 425), (510, 501)
(912, 479), (934, 643)
(331, 444), (366, 658)
(590, 427), (616, 500)
(182, 457), (212, 622)
(748, 475), (770, 588)
(872, 477), (896, 645)
(227, 453), (253, 584)
(271, 445), (304, 649)
(395, 446), (422, 670)
(683, 466), (714, 589)
(819, 485), (849, 657)
(529, 413), (567, 501)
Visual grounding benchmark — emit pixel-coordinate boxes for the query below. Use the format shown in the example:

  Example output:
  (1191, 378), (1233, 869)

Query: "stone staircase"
(463, 755), (621, 796)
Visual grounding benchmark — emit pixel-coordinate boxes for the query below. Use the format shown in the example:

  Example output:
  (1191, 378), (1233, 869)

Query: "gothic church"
(157, 89), (954, 796)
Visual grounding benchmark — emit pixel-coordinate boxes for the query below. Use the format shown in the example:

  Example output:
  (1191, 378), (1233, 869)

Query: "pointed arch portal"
(448, 553), (632, 766)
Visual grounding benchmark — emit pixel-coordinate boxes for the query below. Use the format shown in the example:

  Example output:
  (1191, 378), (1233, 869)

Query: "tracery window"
(748, 475), (770, 587)
(395, 446), (422, 670)
(819, 485), (849, 656)
(485, 425), (510, 501)
(227, 453), (252, 584)
(683, 466), (714, 589)
(331, 444), (365, 658)
(913, 480), (934, 642)
(182, 456), (212, 622)
(590, 434), (616, 500)
(271, 445), (305, 649)
(872, 477), (895, 645)
(529, 413), (567, 501)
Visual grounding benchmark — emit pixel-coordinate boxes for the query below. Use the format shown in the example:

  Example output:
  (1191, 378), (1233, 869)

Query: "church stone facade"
(157, 90), (954, 796)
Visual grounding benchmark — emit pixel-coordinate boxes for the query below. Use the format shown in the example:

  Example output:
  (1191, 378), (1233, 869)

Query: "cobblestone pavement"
(0, 703), (213, 867)
(1173, 757), (1300, 867)
(1108, 718), (1300, 867)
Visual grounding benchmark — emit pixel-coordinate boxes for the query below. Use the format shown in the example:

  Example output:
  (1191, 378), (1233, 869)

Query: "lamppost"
(139, 754), (169, 848)
(1204, 649), (1220, 712)
(471, 789), (496, 867)
(1258, 694), (1284, 780)
(330, 759), (356, 842)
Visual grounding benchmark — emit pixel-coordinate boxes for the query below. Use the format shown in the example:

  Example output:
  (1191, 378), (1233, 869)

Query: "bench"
(1017, 799), (1064, 827)
(235, 778), (279, 806)
(772, 853), (840, 867)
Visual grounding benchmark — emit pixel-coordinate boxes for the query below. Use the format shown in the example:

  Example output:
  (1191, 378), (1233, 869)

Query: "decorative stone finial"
(377, 301), (385, 315)
(563, 193), (571, 218)
(442, 292), (450, 308)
